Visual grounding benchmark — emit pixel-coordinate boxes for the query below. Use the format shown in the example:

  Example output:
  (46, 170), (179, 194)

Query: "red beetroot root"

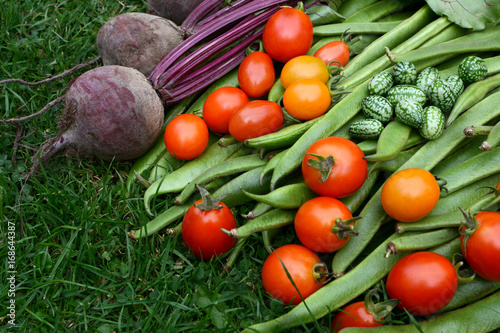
(147, 0), (205, 26)
(40, 65), (164, 165)
(97, 12), (184, 77)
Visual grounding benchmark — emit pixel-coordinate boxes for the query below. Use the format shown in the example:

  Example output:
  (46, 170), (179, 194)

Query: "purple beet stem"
(148, 0), (299, 104)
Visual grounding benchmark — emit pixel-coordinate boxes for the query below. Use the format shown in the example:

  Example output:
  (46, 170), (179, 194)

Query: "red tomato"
(262, 8), (313, 63)
(461, 211), (500, 282)
(262, 244), (324, 305)
(314, 40), (350, 68)
(182, 198), (237, 260)
(381, 168), (440, 222)
(280, 55), (330, 89)
(164, 114), (209, 160)
(295, 196), (353, 253)
(283, 79), (331, 120)
(331, 301), (383, 332)
(238, 51), (275, 98)
(228, 100), (283, 142)
(302, 137), (367, 198)
(202, 86), (249, 134)
(386, 251), (457, 315)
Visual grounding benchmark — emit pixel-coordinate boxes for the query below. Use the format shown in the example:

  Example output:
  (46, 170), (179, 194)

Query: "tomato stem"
(305, 153), (335, 182)
(364, 288), (399, 324)
(331, 217), (361, 240)
(454, 261), (476, 284)
(458, 206), (479, 258)
(193, 185), (226, 211)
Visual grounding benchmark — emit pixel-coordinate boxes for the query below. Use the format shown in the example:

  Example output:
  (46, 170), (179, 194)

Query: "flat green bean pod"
(242, 202), (273, 220)
(174, 153), (268, 205)
(364, 120), (413, 162)
(368, 147), (418, 174)
(241, 182), (316, 209)
(267, 79), (285, 104)
(385, 228), (459, 257)
(441, 276), (500, 312)
(314, 21), (403, 36)
(481, 120), (500, 151)
(223, 208), (296, 239)
(340, 169), (380, 214)
(343, 0), (413, 23)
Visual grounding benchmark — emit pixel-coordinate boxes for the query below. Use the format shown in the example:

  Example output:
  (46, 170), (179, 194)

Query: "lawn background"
(0, 1), (338, 332)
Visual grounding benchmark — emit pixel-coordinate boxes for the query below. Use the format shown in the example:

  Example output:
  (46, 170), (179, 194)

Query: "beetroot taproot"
(97, 12), (184, 77)
(40, 65), (164, 164)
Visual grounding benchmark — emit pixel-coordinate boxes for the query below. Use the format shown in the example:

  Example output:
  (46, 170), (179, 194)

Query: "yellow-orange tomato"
(381, 168), (440, 222)
(280, 55), (330, 89)
(283, 79), (331, 120)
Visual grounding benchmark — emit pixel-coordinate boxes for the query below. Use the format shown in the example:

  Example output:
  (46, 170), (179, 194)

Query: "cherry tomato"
(331, 301), (383, 332)
(461, 211), (500, 282)
(386, 251), (457, 315)
(280, 55), (330, 89)
(202, 86), (249, 134)
(238, 51), (275, 98)
(302, 137), (367, 198)
(164, 114), (209, 160)
(381, 168), (440, 222)
(228, 100), (283, 142)
(182, 198), (237, 260)
(261, 244), (324, 305)
(294, 196), (353, 253)
(283, 79), (331, 120)
(314, 40), (350, 68)
(262, 8), (313, 63)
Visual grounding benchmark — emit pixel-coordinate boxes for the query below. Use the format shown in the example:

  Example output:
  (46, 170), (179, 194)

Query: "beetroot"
(96, 12), (184, 77)
(147, 0), (205, 26)
(40, 65), (164, 164)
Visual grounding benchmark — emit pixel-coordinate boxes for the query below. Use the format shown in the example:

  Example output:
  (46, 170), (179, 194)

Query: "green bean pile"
(126, 1), (500, 331)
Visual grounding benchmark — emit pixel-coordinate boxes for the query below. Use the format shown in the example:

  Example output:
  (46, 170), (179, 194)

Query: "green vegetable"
(458, 55), (488, 82)
(419, 105), (445, 140)
(386, 85), (427, 107)
(395, 99), (424, 128)
(241, 182), (316, 209)
(426, 0), (500, 30)
(445, 74), (465, 99)
(415, 66), (440, 97)
(367, 71), (394, 95)
(429, 78), (456, 112)
(392, 61), (417, 85)
(361, 95), (393, 123)
(349, 119), (385, 140)
(222, 208), (296, 239)
(385, 228), (459, 257)
(363, 120), (413, 162)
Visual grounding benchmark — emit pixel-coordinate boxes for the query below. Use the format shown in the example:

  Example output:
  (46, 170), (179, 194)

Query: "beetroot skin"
(43, 65), (164, 163)
(147, 0), (205, 26)
(97, 12), (184, 77)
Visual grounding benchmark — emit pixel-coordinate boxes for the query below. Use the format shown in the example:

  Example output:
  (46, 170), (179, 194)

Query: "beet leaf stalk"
(148, 0), (299, 105)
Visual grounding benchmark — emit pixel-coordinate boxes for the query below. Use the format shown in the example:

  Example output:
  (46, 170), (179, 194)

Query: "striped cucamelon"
(395, 99), (424, 128)
(392, 61), (417, 85)
(386, 85), (427, 107)
(446, 75), (464, 100)
(419, 106), (445, 140)
(361, 95), (393, 123)
(429, 79), (455, 113)
(349, 119), (384, 139)
(458, 56), (487, 83)
(368, 71), (393, 95)
(415, 67), (439, 97)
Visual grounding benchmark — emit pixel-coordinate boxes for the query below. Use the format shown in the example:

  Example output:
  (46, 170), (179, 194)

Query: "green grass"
(0, 1), (335, 331)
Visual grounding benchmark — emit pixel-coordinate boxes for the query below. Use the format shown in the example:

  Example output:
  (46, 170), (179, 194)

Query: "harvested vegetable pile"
(1, 0), (500, 331)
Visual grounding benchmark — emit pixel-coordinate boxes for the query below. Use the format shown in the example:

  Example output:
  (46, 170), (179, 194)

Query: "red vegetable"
(182, 187), (237, 260)
(302, 137), (367, 198)
(294, 196), (355, 253)
(314, 40), (350, 69)
(202, 86), (249, 134)
(461, 211), (500, 282)
(238, 51), (275, 98)
(261, 244), (325, 305)
(262, 7), (313, 63)
(386, 251), (457, 315)
(164, 114), (209, 161)
(229, 100), (283, 142)
(331, 301), (383, 332)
